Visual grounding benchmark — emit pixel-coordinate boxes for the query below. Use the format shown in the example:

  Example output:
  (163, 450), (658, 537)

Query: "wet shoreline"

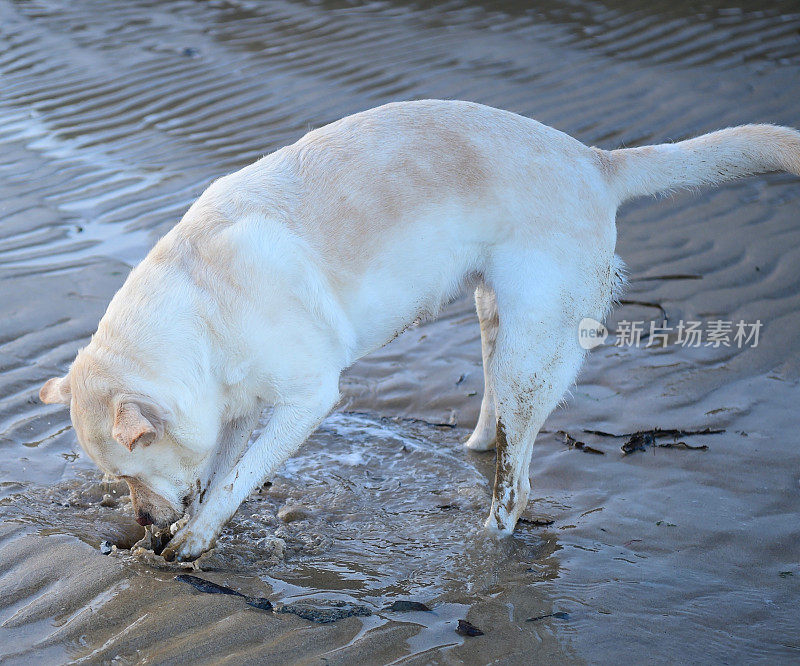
(2, 0), (800, 662)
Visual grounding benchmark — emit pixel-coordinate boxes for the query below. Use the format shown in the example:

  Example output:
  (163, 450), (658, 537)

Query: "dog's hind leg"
(465, 282), (499, 451)
(485, 265), (587, 534)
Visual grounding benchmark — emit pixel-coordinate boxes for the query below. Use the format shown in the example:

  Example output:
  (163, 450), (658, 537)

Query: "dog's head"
(39, 351), (203, 528)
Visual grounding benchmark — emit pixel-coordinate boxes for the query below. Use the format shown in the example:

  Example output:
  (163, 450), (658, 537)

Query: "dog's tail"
(598, 124), (800, 204)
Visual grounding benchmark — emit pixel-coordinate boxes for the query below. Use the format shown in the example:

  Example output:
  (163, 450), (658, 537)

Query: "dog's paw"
(464, 430), (496, 451)
(483, 515), (514, 537)
(162, 524), (217, 562)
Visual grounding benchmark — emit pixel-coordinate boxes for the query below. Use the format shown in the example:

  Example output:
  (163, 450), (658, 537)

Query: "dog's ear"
(112, 400), (163, 451)
(40, 375), (71, 405)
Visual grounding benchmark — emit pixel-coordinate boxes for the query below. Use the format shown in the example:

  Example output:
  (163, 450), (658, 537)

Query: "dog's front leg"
(163, 394), (336, 561)
(187, 412), (261, 517)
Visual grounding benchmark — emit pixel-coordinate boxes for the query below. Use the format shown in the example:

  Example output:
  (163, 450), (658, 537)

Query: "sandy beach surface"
(1, 1), (799, 663)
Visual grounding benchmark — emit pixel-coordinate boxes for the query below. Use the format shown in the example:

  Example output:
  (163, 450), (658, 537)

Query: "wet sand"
(1, 0), (799, 663)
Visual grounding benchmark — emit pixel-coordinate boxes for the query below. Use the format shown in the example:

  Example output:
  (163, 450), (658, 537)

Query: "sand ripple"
(1, 0), (799, 662)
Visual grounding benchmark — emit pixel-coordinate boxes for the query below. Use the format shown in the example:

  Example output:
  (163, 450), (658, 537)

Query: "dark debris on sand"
(557, 431), (605, 455)
(456, 619), (484, 637)
(175, 574), (273, 611)
(385, 600), (432, 612)
(277, 600), (372, 623)
(614, 428), (720, 455)
(526, 611), (570, 622)
(176, 575), (377, 622)
(547, 426), (723, 456)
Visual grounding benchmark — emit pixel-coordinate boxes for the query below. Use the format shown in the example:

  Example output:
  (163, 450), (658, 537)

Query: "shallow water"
(1, 0), (800, 663)
(2, 413), (567, 660)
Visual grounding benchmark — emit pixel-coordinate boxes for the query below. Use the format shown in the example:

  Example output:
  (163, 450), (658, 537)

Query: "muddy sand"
(1, 1), (799, 663)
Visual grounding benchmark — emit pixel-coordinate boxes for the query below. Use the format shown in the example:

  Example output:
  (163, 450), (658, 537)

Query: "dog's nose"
(135, 513), (153, 526)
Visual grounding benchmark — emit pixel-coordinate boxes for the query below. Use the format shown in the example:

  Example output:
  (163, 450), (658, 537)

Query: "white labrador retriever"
(39, 100), (800, 561)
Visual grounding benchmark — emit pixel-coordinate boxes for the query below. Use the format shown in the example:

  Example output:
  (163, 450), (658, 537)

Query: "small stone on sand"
(99, 494), (117, 507)
(277, 504), (308, 523)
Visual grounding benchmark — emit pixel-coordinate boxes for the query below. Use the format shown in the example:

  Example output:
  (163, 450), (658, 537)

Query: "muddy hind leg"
(465, 283), (499, 451)
(486, 312), (585, 534)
